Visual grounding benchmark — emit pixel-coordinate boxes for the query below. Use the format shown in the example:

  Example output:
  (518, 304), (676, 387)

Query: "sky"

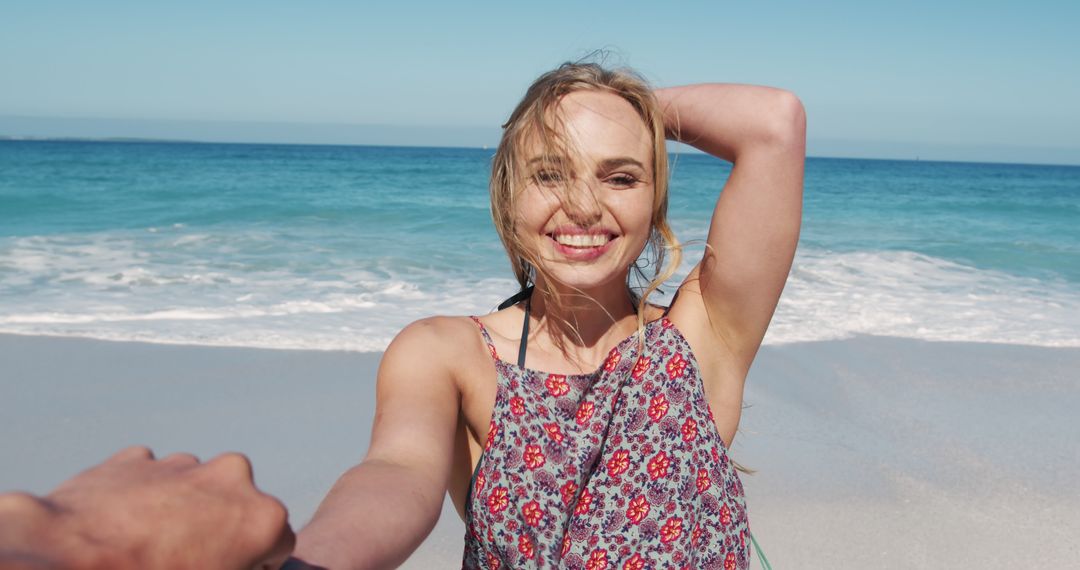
(2, 0), (1078, 164)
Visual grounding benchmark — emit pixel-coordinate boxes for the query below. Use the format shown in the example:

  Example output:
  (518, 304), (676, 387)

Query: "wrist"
(0, 493), (115, 570)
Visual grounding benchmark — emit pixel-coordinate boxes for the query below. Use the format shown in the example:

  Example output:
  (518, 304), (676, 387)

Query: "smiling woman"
(289, 61), (805, 570)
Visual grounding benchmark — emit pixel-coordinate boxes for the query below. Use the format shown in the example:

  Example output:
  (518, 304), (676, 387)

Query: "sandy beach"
(2, 332), (1078, 568)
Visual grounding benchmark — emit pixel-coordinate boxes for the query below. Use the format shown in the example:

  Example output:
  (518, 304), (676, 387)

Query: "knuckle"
(205, 451), (255, 481)
(248, 494), (292, 541)
(161, 452), (200, 466)
(257, 494), (290, 526)
(113, 445), (155, 462)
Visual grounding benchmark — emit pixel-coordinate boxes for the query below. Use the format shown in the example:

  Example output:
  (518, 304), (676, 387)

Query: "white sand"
(2, 333), (1078, 568)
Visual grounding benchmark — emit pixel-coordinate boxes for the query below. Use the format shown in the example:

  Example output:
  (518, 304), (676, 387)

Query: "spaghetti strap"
(517, 297), (530, 368)
(469, 316), (499, 360)
(495, 286), (534, 368)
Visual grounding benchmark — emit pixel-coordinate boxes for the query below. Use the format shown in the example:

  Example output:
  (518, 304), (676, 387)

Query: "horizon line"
(2, 134), (1079, 169)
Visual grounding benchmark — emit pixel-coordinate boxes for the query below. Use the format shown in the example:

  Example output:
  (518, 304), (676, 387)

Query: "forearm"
(654, 84), (805, 162)
(291, 460), (444, 570)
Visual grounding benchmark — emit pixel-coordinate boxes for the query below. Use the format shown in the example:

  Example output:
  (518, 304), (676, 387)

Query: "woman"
(291, 63), (805, 569)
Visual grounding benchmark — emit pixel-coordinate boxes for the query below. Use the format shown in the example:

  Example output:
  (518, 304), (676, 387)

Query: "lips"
(547, 227), (617, 260)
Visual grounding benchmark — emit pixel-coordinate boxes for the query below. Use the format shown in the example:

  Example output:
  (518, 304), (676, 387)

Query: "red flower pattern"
(573, 488), (593, 515)
(518, 534), (535, 560)
(660, 517), (684, 544)
(545, 374), (569, 397)
(576, 401), (595, 426)
(485, 420), (498, 451)
(681, 417), (698, 442)
(631, 356), (651, 379)
(487, 487), (508, 514)
(586, 549), (609, 570)
(543, 422), (564, 444)
(510, 396), (525, 416)
(647, 394), (669, 422)
(666, 352), (687, 379)
(696, 468), (711, 494)
(626, 495), (650, 524)
(604, 350), (621, 372)
(521, 500), (542, 526)
(606, 449), (630, 478)
(623, 553), (646, 570)
(559, 481), (578, 506)
(647, 451), (670, 480)
(523, 444), (545, 470)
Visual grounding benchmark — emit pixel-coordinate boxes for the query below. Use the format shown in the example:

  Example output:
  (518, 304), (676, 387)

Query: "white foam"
(1, 229), (1077, 351)
(764, 249), (1080, 347)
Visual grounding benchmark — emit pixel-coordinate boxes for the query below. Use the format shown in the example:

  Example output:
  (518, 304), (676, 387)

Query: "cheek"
(613, 191), (655, 234)
(514, 186), (562, 229)
(510, 197), (549, 251)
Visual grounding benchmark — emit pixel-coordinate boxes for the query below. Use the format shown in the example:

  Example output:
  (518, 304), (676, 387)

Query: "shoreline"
(2, 332), (1077, 567)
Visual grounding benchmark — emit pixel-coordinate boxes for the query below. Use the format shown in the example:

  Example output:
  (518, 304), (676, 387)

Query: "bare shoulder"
(367, 316), (485, 466)
(381, 316), (490, 386)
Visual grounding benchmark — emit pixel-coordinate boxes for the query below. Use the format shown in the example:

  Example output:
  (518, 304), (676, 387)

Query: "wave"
(1, 237), (1077, 351)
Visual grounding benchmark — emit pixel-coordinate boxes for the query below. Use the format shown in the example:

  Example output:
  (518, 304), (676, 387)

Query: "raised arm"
(290, 318), (462, 570)
(657, 84), (805, 366)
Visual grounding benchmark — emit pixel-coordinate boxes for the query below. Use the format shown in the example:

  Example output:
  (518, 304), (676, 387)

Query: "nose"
(561, 179), (603, 226)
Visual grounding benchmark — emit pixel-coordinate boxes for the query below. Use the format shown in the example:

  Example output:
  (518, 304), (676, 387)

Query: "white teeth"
(554, 233), (609, 247)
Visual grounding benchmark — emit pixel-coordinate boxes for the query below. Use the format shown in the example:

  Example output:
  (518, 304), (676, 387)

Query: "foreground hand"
(1, 446), (294, 570)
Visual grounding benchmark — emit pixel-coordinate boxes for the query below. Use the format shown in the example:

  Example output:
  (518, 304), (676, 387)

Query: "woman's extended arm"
(656, 84), (805, 365)
(290, 318), (462, 570)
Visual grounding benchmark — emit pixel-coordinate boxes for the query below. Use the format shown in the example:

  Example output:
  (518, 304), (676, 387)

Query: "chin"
(536, 264), (628, 295)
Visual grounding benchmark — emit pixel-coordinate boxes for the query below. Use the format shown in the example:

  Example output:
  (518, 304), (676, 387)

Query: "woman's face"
(515, 89), (655, 294)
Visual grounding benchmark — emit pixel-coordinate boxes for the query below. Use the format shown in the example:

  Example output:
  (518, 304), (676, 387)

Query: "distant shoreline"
(2, 136), (1078, 169)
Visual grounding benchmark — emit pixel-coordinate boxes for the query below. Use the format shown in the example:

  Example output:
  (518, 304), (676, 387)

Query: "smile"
(552, 233), (611, 248)
(547, 228), (617, 261)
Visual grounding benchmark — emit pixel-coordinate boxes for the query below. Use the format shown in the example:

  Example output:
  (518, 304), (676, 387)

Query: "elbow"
(768, 90), (806, 148)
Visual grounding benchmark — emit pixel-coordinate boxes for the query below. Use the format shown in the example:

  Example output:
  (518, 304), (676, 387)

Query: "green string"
(750, 532), (773, 570)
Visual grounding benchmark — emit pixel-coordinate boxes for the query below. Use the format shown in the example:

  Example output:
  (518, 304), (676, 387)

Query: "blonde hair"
(490, 61), (682, 349)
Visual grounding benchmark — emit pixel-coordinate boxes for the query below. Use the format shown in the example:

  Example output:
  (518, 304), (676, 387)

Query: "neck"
(528, 275), (638, 352)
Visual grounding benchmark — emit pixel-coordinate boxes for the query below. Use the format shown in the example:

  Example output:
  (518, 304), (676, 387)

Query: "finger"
(160, 452), (201, 467)
(107, 445), (156, 463)
(202, 452), (256, 483)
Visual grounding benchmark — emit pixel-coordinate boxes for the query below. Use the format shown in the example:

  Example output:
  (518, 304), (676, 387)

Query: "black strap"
(496, 286), (534, 368)
(496, 286), (533, 311)
(517, 298), (530, 368)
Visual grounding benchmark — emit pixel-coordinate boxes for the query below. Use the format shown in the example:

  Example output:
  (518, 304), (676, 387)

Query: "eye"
(533, 170), (566, 186)
(607, 174), (639, 188)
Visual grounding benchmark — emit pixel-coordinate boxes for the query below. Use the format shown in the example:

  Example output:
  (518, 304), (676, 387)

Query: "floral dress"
(463, 316), (751, 569)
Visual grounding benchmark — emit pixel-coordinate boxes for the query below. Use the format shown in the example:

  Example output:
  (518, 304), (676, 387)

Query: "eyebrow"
(526, 155), (570, 168)
(525, 155), (646, 171)
(596, 157), (646, 172)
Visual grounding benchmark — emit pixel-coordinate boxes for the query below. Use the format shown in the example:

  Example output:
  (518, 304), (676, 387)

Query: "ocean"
(1, 140), (1077, 351)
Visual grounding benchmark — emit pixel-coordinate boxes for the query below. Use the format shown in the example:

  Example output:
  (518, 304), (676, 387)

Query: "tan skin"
(293, 84), (805, 570)
(0, 446), (294, 570)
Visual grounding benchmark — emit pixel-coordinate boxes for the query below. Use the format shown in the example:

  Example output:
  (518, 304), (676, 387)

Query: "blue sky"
(2, 0), (1078, 164)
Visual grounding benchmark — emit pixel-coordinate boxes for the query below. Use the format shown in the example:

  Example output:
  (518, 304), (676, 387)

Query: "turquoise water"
(1, 140), (1077, 350)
